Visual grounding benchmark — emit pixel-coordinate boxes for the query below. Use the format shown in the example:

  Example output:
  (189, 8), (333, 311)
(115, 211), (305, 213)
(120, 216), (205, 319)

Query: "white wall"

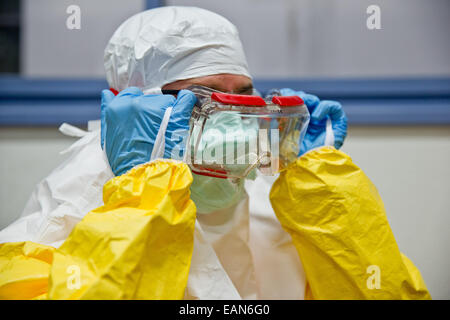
(22, 0), (144, 77)
(168, 0), (450, 78)
(22, 0), (450, 78)
(1, 126), (449, 298)
(0, 128), (76, 227)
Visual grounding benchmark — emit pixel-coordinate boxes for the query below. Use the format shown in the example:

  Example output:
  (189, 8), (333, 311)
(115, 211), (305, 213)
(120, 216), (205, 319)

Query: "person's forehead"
(192, 74), (252, 89)
(163, 73), (253, 93)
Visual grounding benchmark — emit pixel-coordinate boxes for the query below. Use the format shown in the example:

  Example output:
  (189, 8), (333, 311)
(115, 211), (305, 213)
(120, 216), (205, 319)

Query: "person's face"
(161, 73), (253, 95)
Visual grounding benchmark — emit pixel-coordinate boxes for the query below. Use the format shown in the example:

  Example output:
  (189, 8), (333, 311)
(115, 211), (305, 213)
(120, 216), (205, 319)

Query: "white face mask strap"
(143, 87), (163, 95)
(58, 123), (87, 137)
(150, 106), (173, 161)
(324, 117), (335, 147)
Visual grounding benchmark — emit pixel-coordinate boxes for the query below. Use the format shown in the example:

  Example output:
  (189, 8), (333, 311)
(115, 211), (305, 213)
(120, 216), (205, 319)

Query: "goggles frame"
(184, 87), (309, 179)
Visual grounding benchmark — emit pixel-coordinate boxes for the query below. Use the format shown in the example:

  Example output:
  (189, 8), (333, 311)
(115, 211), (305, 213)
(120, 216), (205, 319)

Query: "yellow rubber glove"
(0, 160), (196, 300)
(270, 147), (431, 300)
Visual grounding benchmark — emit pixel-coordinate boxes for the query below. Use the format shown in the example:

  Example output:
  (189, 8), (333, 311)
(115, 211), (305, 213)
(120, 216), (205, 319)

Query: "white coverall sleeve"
(0, 129), (113, 248)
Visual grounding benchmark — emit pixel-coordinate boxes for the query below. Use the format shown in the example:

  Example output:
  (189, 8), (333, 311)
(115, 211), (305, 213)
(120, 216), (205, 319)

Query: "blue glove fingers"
(100, 89), (115, 149)
(299, 93), (320, 110)
(116, 86), (143, 98)
(101, 89), (115, 104)
(332, 116), (347, 149)
(311, 100), (344, 122)
(132, 94), (176, 141)
(279, 88), (302, 97)
(278, 91), (348, 153)
(164, 90), (197, 159)
(138, 94), (175, 111)
(170, 90), (197, 123)
(105, 90), (167, 176)
(312, 100), (347, 149)
(106, 87), (146, 120)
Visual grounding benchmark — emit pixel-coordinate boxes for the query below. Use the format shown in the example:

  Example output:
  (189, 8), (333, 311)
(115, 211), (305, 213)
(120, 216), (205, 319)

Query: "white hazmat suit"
(0, 6), (306, 299)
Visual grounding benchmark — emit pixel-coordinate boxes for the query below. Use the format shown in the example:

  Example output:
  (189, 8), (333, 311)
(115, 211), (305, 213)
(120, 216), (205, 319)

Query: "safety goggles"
(182, 85), (310, 179)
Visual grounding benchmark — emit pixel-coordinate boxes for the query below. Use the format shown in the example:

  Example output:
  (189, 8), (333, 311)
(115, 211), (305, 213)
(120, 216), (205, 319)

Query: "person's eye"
(237, 86), (254, 95)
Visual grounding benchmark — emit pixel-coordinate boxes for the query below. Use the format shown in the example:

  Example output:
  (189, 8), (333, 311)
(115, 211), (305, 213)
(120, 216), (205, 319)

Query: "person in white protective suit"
(0, 6), (430, 300)
(0, 6), (303, 299)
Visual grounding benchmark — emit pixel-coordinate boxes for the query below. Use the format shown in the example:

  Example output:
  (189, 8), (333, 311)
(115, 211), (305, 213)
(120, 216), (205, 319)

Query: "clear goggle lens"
(184, 86), (310, 179)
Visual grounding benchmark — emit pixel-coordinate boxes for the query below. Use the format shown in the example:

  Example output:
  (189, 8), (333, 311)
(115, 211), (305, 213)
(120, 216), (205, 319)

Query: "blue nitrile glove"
(279, 88), (347, 155)
(100, 87), (196, 176)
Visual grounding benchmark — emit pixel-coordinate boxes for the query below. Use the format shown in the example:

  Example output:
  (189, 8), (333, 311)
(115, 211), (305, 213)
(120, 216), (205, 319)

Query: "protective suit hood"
(104, 6), (251, 93)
